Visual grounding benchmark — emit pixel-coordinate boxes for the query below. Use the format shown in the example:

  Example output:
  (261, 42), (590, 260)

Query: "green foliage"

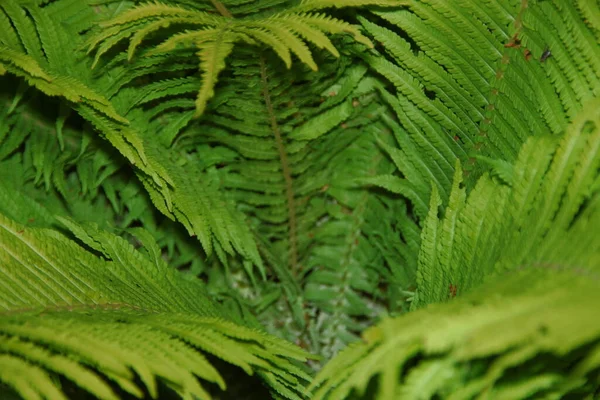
(0, 0), (266, 275)
(360, 0), (600, 206)
(412, 97), (600, 309)
(1, 0), (599, 398)
(310, 99), (600, 399)
(86, 0), (398, 117)
(0, 209), (313, 399)
(311, 267), (600, 400)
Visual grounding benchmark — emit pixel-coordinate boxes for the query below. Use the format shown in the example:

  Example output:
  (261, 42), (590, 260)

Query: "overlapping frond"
(359, 0), (600, 212)
(1, 0), (599, 397)
(311, 267), (600, 400)
(0, 0), (267, 272)
(310, 97), (600, 400)
(0, 1), (163, 184)
(181, 46), (415, 359)
(86, 0), (401, 118)
(0, 211), (313, 399)
(412, 97), (600, 309)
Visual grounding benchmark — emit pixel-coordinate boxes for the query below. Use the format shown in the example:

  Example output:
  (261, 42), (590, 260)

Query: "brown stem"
(259, 55), (299, 276)
(209, 0), (233, 18)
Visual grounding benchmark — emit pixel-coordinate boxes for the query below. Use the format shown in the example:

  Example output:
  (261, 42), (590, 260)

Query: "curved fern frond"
(194, 30), (238, 117)
(87, 0), (400, 117)
(175, 43), (416, 360)
(0, 0), (267, 273)
(311, 267), (600, 400)
(264, 14), (341, 58)
(0, 0), (171, 192)
(0, 211), (314, 399)
(4, 2), (599, 396)
(273, 13), (374, 49)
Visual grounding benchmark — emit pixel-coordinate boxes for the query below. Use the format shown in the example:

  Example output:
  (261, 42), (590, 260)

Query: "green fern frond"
(577, 0), (600, 38)
(161, 41), (413, 361)
(251, 20), (319, 71)
(1, 0), (266, 271)
(3, 1), (599, 397)
(266, 14), (341, 58)
(288, 13), (373, 48)
(358, 174), (428, 220)
(358, 0), (600, 212)
(87, 0), (398, 117)
(289, 99), (354, 140)
(0, 211), (313, 399)
(234, 26), (293, 67)
(412, 97), (600, 309)
(149, 28), (219, 54)
(127, 17), (213, 61)
(311, 267), (600, 400)
(195, 30), (238, 117)
(0, 46), (51, 80)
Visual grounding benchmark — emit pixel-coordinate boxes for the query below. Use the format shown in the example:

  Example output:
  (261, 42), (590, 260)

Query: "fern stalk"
(259, 54), (300, 276)
(210, 0), (233, 18)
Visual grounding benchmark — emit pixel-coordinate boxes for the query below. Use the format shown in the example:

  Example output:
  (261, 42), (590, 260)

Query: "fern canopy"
(1, 0), (599, 398)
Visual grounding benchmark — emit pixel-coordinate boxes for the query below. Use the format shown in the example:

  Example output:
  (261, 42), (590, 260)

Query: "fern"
(185, 46), (412, 359)
(310, 96), (600, 400)
(360, 0), (600, 208)
(0, 0), (269, 274)
(87, 0), (394, 117)
(311, 267), (600, 400)
(1, 0), (600, 398)
(0, 206), (314, 399)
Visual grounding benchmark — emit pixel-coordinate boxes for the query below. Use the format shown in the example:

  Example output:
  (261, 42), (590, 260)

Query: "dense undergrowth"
(0, 0), (599, 399)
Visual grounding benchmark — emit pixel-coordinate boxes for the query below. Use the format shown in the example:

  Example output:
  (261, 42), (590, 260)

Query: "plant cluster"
(0, 0), (598, 399)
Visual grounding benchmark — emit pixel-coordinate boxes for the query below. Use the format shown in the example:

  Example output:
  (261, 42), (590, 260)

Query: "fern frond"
(412, 97), (600, 309)
(289, 99), (354, 140)
(178, 44), (415, 360)
(88, 1), (396, 118)
(358, 0), (600, 210)
(150, 28), (219, 54)
(253, 21), (319, 71)
(127, 17), (214, 60)
(195, 31), (237, 117)
(235, 26), (293, 67)
(290, 13), (374, 48)
(4, 2), (599, 396)
(0, 5), (22, 51)
(311, 96), (600, 399)
(311, 267), (600, 399)
(268, 14), (341, 58)
(359, 174), (428, 220)
(0, 45), (52, 81)
(1, 0), (268, 271)
(0, 1), (45, 62)
(98, 2), (216, 28)
(0, 211), (313, 399)
(576, 0), (600, 38)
